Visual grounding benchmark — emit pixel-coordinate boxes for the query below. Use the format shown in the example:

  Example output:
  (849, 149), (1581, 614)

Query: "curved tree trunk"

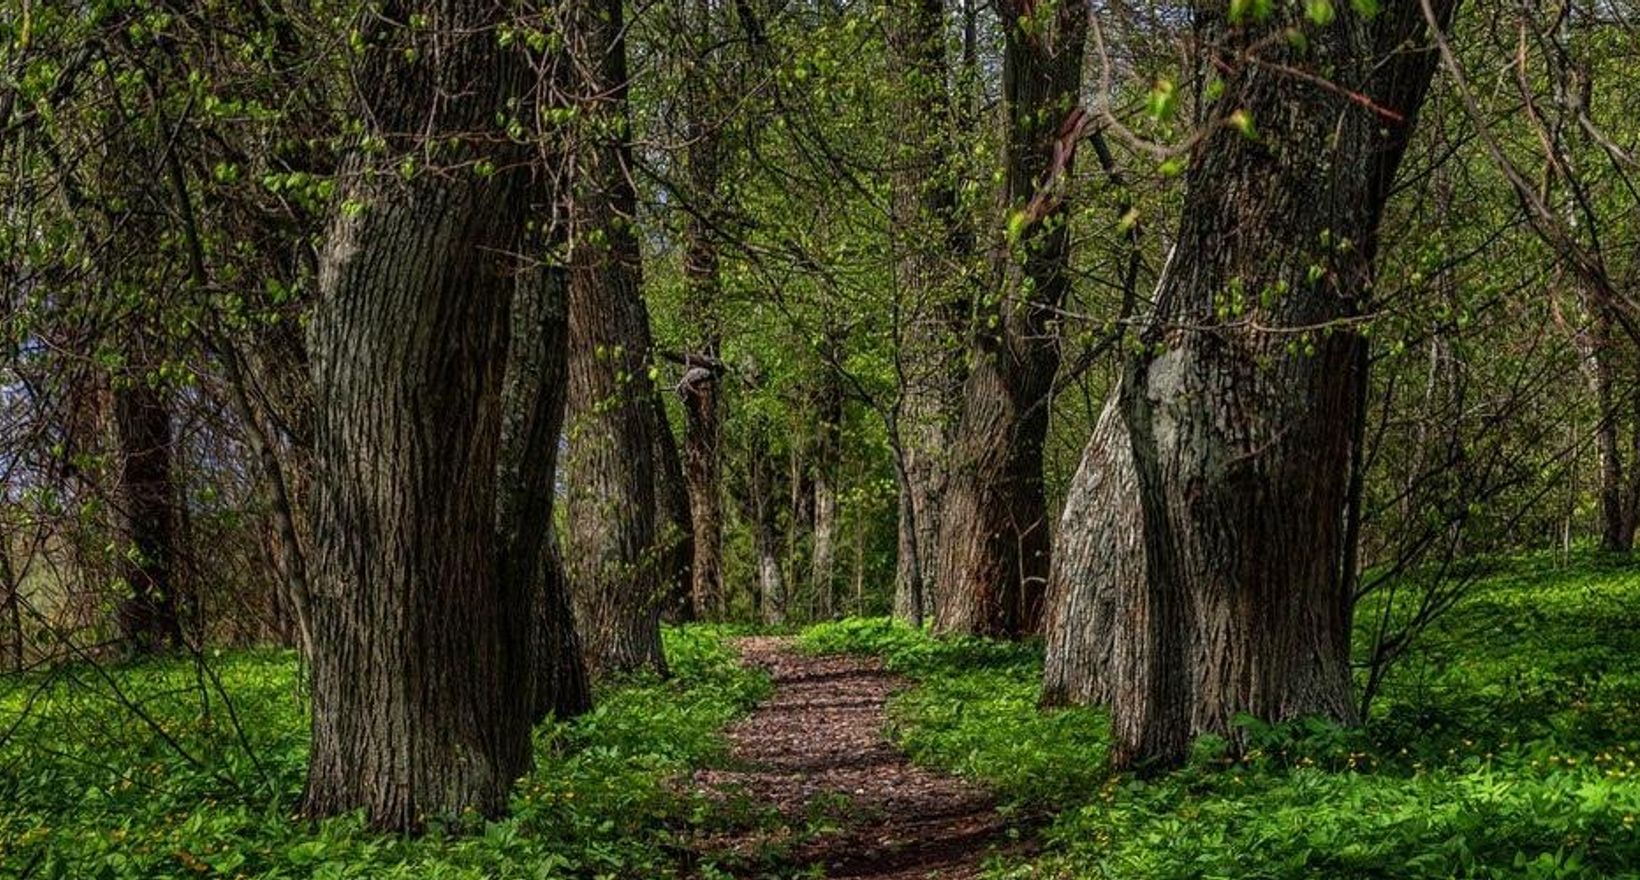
(563, 0), (668, 677)
(302, 0), (549, 829)
(1083, 2), (1460, 769)
(933, 1), (1084, 639)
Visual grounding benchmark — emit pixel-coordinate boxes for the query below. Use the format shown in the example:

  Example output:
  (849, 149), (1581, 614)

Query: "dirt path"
(690, 636), (1026, 879)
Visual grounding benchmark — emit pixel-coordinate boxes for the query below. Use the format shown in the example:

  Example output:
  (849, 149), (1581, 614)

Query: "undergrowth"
(799, 554), (1640, 879)
(0, 626), (769, 879)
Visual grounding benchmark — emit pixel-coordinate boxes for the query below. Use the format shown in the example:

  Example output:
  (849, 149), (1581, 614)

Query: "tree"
(885, 0), (970, 626)
(112, 370), (183, 652)
(934, 0), (1084, 638)
(497, 226), (593, 722)
(810, 329), (846, 619)
(562, 0), (670, 676)
(302, 1), (570, 828)
(678, 354), (726, 618)
(1047, 0), (1461, 768)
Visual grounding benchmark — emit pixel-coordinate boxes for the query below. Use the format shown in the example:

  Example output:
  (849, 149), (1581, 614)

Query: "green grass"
(0, 626), (770, 879)
(7, 557), (1638, 879)
(799, 555), (1640, 879)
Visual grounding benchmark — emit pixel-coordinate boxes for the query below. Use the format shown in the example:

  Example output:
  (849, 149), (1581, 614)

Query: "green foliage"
(0, 627), (770, 879)
(802, 558), (1640, 879)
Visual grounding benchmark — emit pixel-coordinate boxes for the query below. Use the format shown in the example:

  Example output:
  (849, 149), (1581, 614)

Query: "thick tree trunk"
(563, 0), (668, 677)
(888, 0), (967, 625)
(1078, 3), (1459, 769)
(113, 378), (183, 652)
(933, 1), (1083, 639)
(302, 1), (549, 829)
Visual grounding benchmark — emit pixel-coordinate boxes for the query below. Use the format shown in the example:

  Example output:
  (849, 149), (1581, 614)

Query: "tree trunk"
(563, 0), (668, 677)
(933, 1), (1084, 639)
(654, 400), (696, 621)
(302, 1), (549, 829)
(496, 239), (592, 723)
(892, 464), (925, 624)
(753, 448), (787, 626)
(113, 377), (183, 652)
(1580, 305), (1635, 552)
(1084, 2), (1459, 769)
(680, 361), (725, 619)
(218, 337), (314, 660)
(1041, 398), (1143, 708)
(888, 0), (967, 626)
(811, 340), (845, 619)
(1, 531), (22, 671)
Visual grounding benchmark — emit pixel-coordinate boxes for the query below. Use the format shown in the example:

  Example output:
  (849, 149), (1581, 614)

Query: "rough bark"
(680, 360), (725, 619)
(1040, 398), (1143, 707)
(752, 446), (787, 626)
(497, 240), (592, 722)
(655, 402), (696, 621)
(811, 341), (845, 620)
(302, 0), (549, 829)
(1, 532), (21, 671)
(1576, 304), (1638, 552)
(933, 1), (1084, 639)
(113, 377), (183, 652)
(1083, 2), (1460, 769)
(562, 0), (668, 677)
(887, 0), (967, 625)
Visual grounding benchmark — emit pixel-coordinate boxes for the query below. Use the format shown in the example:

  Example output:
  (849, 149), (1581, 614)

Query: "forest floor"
(5, 554), (1638, 878)
(691, 636), (1029, 879)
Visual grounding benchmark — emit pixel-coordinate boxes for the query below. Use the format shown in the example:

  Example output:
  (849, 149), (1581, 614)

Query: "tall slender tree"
(562, 0), (670, 676)
(810, 330), (846, 619)
(886, 0), (968, 625)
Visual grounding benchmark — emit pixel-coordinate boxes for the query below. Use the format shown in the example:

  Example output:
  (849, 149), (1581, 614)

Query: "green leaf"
(1228, 0), (1274, 23)
(1305, 0), (1335, 26)
(1147, 79), (1178, 122)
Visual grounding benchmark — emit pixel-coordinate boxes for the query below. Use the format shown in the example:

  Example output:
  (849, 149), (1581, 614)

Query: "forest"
(2, 0), (1639, 877)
